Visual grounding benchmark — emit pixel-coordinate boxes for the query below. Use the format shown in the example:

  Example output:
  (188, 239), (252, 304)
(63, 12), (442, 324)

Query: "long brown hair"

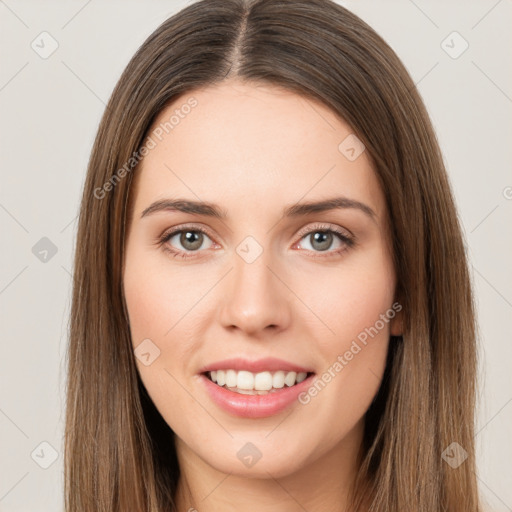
(64, 0), (482, 510)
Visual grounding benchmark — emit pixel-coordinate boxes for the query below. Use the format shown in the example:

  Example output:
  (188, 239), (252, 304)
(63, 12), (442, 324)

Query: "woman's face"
(123, 79), (401, 478)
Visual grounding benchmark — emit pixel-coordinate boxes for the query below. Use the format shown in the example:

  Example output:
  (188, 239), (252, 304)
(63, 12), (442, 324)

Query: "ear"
(389, 302), (404, 336)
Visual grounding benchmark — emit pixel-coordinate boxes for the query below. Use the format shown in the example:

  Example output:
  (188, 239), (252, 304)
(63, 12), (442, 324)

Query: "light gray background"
(1, 1), (511, 510)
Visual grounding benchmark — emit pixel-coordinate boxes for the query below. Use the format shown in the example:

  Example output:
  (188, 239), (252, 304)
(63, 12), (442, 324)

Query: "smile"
(199, 371), (316, 418)
(206, 369), (310, 395)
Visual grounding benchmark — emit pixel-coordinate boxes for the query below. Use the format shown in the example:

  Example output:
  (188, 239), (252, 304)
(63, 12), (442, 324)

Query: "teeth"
(273, 371), (285, 389)
(225, 369), (237, 388)
(216, 370), (225, 386)
(208, 369), (309, 391)
(296, 372), (307, 383)
(237, 370), (255, 390)
(255, 371), (272, 390)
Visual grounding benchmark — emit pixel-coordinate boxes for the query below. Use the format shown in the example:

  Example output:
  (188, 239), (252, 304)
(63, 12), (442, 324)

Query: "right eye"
(158, 225), (217, 259)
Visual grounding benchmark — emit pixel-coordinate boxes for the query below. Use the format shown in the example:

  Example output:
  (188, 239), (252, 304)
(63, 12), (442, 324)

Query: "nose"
(218, 247), (291, 336)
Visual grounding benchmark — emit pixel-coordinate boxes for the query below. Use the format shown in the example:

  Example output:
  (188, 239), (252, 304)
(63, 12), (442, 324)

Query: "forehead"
(132, 80), (386, 222)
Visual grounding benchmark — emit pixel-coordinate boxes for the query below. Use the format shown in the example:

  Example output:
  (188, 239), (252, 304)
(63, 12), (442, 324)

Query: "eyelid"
(159, 222), (217, 243)
(294, 222), (353, 240)
(160, 222), (353, 241)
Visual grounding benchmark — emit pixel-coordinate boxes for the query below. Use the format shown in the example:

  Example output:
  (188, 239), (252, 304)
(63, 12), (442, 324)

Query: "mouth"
(197, 357), (316, 418)
(203, 369), (315, 395)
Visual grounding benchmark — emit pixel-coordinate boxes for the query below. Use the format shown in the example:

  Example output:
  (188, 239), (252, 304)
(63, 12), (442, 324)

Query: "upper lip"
(198, 357), (315, 374)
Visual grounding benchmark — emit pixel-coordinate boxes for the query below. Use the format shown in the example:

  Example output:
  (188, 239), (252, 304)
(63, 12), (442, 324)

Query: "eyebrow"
(140, 196), (376, 221)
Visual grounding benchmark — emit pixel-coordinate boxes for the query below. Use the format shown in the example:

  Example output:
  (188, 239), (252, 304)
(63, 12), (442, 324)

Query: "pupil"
(312, 231), (332, 251)
(181, 231), (202, 250)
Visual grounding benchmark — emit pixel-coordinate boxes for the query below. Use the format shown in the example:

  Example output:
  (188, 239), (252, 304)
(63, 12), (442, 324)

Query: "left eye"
(296, 230), (350, 253)
(163, 229), (214, 253)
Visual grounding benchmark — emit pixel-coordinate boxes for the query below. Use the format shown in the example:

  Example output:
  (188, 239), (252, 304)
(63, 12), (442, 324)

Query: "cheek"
(293, 245), (395, 422)
(124, 273), (172, 343)
(123, 243), (212, 398)
(123, 250), (199, 426)
(295, 250), (395, 431)
(303, 246), (396, 353)
(123, 244), (198, 344)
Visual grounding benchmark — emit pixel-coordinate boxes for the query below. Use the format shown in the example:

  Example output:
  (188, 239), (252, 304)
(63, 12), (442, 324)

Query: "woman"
(64, 0), (483, 510)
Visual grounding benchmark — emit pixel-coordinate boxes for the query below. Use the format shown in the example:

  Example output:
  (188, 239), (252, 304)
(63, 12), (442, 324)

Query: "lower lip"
(199, 373), (316, 418)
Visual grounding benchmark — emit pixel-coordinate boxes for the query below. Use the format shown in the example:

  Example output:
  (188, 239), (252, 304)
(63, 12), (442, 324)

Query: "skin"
(123, 79), (402, 512)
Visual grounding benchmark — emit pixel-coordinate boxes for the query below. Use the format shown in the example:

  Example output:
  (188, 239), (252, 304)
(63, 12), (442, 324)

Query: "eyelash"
(156, 222), (355, 260)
